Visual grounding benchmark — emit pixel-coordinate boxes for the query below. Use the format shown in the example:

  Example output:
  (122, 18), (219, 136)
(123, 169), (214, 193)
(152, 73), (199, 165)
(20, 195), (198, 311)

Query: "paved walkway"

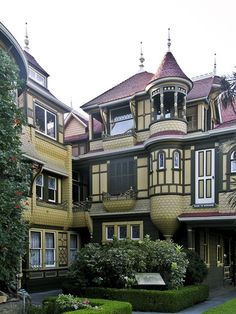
(30, 285), (236, 314)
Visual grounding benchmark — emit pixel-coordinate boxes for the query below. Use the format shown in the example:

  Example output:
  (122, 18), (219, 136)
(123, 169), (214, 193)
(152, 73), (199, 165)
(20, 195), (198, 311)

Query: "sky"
(1, 0), (236, 114)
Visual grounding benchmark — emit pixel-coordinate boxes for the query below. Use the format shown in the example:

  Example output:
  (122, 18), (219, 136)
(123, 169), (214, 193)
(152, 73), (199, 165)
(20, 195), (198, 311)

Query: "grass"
(203, 297), (236, 313)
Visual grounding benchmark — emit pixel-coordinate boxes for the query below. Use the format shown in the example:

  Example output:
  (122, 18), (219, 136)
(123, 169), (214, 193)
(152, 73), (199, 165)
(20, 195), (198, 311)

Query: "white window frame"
(30, 231), (42, 268)
(230, 151), (236, 173)
(195, 149), (215, 204)
(29, 66), (46, 87)
(131, 224), (140, 240)
(35, 103), (57, 139)
(45, 232), (56, 268)
(48, 176), (57, 203)
(36, 174), (44, 200)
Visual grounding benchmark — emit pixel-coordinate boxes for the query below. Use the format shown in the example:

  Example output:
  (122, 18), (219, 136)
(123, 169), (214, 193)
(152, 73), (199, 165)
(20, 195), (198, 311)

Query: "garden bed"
(62, 283), (209, 313)
(42, 296), (132, 314)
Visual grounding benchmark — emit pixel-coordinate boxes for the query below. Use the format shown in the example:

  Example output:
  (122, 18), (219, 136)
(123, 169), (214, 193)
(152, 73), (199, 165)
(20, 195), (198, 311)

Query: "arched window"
(230, 151), (236, 173)
(158, 151), (165, 170)
(173, 150), (180, 169)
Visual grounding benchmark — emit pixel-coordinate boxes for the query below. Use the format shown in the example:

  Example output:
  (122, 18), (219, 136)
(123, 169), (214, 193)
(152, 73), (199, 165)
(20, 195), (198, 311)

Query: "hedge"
(42, 296), (132, 314)
(62, 283), (209, 312)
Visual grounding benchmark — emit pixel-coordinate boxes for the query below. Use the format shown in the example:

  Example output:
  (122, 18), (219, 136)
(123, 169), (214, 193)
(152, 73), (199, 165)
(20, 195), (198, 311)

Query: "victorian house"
(68, 40), (236, 288)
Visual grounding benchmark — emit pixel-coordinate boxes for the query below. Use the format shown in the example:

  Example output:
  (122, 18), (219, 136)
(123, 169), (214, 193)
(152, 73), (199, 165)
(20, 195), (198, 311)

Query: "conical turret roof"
(149, 51), (192, 89)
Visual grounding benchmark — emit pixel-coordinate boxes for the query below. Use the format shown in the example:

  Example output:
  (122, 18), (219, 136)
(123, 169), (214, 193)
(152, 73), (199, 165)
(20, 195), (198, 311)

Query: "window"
(36, 174), (43, 200)
(29, 67), (46, 87)
(109, 158), (136, 195)
(173, 151), (180, 169)
(110, 106), (133, 136)
(45, 233), (55, 267)
(35, 104), (56, 139)
(30, 231), (42, 268)
(103, 222), (143, 242)
(158, 152), (165, 170)
(106, 225), (114, 241)
(36, 173), (58, 203)
(70, 234), (78, 263)
(48, 176), (56, 202)
(118, 225), (127, 240)
(230, 151), (236, 173)
(131, 225), (140, 240)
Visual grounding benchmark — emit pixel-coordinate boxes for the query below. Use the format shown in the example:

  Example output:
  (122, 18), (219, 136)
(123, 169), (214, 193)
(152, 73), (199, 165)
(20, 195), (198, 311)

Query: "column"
(187, 227), (194, 250)
(88, 114), (93, 140)
(174, 92), (178, 117)
(183, 96), (187, 120)
(160, 93), (164, 119)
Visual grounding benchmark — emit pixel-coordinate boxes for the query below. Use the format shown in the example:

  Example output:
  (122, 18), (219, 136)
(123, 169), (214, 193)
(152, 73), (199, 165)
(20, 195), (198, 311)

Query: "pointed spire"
(213, 53), (217, 76)
(139, 41), (145, 72)
(24, 22), (29, 51)
(167, 28), (171, 52)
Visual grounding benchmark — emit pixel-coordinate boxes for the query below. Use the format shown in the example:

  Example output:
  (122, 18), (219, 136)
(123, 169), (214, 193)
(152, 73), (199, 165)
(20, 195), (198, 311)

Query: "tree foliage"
(0, 48), (31, 290)
(70, 236), (188, 290)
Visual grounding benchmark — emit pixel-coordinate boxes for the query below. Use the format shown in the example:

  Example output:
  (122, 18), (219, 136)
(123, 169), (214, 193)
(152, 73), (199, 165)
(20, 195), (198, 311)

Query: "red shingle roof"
(179, 212), (236, 218)
(81, 71), (153, 108)
(149, 52), (191, 84)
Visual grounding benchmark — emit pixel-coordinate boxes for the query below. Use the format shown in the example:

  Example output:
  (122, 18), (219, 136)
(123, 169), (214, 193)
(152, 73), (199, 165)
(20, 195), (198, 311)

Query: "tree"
(218, 71), (236, 111)
(0, 48), (31, 291)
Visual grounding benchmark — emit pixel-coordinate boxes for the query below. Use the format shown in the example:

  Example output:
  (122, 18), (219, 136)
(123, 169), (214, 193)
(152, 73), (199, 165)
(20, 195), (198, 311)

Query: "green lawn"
(203, 297), (236, 313)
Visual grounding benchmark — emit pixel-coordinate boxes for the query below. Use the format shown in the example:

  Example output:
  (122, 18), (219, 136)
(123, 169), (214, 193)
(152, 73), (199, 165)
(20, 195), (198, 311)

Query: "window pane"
(131, 225), (140, 239)
(36, 175), (43, 186)
(231, 160), (236, 172)
(47, 112), (56, 138)
(45, 233), (54, 248)
(110, 107), (133, 136)
(35, 105), (45, 133)
(159, 152), (164, 169)
(31, 232), (41, 248)
(206, 150), (212, 176)
(174, 151), (180, 168)
(198, 152), (204, 177)
(31, 249), (40, 267)
(198, 180), (204, 198)
(106, 226), (114, 240)
(45, 250), (54, 265)
(48, 177), (56, 189)
(118, 225), (127, 239)
(70, 234), (77, 249)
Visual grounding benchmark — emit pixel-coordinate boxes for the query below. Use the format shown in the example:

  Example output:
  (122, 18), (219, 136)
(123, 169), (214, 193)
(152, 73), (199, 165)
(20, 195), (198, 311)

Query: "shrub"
(184, 249), (208, 285)
(69, 236), (188, 289)
(62, 283), (209, 312)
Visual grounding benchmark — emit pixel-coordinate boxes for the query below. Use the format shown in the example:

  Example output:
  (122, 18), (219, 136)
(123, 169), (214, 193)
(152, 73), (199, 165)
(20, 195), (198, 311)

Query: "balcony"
(102, 188), (137, 212)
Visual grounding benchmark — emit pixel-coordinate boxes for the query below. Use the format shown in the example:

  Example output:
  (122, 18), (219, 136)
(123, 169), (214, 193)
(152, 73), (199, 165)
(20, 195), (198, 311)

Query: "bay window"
(36, 173), (58, 203)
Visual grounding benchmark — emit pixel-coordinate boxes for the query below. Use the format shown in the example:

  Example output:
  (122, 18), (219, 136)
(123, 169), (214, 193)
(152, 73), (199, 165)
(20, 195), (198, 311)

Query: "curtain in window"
(45, 233), (55, 266)
(31, 232), (41, 267)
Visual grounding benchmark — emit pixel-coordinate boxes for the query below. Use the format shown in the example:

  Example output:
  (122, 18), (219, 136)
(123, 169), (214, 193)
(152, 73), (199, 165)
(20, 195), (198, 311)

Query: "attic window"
(29, 66), (46, 87)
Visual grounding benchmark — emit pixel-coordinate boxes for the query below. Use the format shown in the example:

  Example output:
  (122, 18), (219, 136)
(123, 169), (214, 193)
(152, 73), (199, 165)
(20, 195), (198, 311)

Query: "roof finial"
(167, 28), (171, 52)
(24, 22), (29, 51)
(213, 53), (217, 76)
(139, 41), (145, 72)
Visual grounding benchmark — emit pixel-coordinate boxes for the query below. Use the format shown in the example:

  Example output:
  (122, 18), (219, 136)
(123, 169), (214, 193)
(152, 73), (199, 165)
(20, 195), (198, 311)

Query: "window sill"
(36, 199), (67, 210)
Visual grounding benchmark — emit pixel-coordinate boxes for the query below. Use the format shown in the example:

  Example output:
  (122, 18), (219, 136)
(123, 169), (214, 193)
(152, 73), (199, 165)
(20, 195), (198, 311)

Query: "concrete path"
(30, 286), (236, 314)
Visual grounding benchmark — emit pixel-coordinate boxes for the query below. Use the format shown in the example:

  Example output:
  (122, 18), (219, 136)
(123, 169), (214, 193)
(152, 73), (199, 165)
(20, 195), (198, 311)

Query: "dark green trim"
(215, 147), (219, 204)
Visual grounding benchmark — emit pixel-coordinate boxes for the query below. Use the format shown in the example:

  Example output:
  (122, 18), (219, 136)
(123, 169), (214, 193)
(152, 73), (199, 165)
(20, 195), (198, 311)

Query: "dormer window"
(110, 106), (133, 136)
(35, 103), (56, 139)
(29, 66), (46, 87)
